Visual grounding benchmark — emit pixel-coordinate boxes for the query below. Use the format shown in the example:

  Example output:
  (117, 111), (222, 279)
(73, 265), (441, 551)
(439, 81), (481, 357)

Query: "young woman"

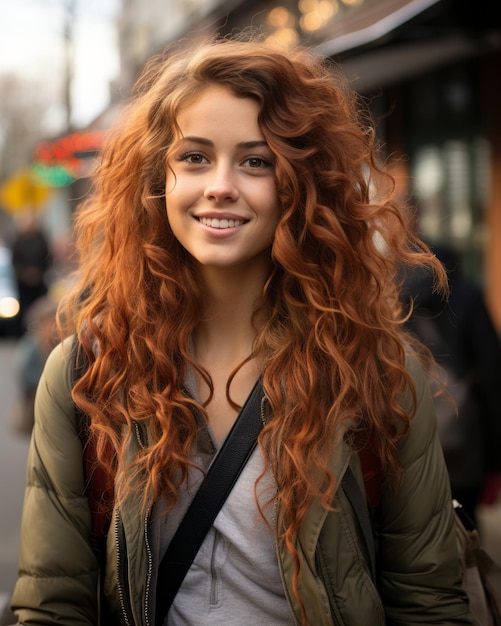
(10, 37), (472, 625)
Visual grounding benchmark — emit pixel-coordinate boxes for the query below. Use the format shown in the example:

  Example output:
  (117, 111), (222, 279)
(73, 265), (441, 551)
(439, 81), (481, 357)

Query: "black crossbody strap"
(155, 378), (265, 626)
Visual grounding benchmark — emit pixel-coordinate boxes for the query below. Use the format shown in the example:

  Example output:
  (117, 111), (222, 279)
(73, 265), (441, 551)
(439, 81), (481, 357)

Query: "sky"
(0, 0), (121, 130)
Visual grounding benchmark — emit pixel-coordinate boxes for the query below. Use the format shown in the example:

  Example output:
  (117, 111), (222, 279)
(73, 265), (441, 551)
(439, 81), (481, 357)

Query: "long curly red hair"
(59, 35), (446, 611)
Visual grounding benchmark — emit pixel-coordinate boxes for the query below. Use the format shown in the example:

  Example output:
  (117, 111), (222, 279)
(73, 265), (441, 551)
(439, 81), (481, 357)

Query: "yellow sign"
(0, 168), (52, 214)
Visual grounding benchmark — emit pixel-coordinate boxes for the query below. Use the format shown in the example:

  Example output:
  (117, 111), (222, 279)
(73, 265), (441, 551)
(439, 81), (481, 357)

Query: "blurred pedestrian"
(10, 37), (471, 625)
(11, 294), (59, 435)
(402, 243), (501, 522)
(11, 212), (52, 333)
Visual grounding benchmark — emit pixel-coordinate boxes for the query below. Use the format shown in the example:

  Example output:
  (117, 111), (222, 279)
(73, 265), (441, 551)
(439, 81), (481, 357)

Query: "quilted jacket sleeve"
(377, 353), (472, 624)
(10, 339), (99, 625)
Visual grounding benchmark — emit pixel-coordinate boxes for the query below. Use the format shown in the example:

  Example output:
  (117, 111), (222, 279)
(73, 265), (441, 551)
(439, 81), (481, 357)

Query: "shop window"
(412, 137), (490, 279)
(404, 61), (487, 280)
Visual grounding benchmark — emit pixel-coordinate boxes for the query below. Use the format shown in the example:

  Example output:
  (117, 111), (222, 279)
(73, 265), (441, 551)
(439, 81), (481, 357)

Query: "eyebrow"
(181, 136), (269, 149)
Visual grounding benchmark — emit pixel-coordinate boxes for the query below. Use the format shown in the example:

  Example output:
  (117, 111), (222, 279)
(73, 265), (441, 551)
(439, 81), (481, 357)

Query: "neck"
(193, 262), (270, 364)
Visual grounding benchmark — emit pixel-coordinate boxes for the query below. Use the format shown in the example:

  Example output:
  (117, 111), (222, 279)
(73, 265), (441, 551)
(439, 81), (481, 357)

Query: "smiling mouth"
(198, 217), (246, 229)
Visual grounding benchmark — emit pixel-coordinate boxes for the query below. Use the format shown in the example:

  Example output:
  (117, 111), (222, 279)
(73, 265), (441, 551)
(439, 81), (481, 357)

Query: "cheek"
(258, 179), (279, 212)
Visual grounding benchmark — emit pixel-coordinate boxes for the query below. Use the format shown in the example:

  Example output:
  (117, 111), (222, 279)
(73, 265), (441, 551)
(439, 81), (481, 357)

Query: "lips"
(198, 217), (246, 229)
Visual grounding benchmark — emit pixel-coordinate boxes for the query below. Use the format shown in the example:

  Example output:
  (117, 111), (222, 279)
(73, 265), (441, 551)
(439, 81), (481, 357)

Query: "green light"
(32, 163), (75, 187)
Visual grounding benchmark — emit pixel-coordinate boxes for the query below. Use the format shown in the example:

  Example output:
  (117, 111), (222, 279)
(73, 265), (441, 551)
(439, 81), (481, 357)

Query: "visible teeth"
(199, 217), (244, 228)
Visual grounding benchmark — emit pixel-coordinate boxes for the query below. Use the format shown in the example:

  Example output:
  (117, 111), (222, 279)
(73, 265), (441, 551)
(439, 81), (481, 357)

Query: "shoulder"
(34, 336), (78, 438)
(28, 335), (89, 501)
(403, 348), (432, 405)
(396, 348), (438, 460)
(40, 335), (75, 393)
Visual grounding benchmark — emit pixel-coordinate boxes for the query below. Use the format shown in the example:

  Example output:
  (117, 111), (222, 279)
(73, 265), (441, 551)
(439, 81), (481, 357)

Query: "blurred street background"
(1, 0), (501, 616)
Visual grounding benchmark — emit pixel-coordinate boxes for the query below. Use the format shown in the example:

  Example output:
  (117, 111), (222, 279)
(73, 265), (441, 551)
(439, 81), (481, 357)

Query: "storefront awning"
(315, 0), (441, 57)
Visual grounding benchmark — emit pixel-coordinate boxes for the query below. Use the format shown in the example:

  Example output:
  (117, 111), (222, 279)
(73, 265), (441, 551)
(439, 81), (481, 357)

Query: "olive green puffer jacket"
(11, 338), (472, 625)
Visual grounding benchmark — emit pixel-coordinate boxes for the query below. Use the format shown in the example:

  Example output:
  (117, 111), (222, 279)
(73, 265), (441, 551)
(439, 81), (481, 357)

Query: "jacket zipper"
(143, 505), (153, 626)
(260, 393), (267, 428)
(133, 421), (154, 626)
(116, 421), (152, 626)
(115, 508), (132, 626)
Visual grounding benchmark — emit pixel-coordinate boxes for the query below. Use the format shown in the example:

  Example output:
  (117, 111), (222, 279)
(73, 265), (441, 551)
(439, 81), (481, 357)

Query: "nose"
(204, 162), (239, 202)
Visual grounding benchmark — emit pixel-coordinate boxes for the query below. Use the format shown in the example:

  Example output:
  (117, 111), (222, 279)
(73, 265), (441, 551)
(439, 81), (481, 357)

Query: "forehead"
(175, 85), (262, 138)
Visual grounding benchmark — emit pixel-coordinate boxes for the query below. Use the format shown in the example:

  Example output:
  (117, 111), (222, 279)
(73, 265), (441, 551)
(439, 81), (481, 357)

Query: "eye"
(181, 152), (208, 164)
(243, 156), (272, 169)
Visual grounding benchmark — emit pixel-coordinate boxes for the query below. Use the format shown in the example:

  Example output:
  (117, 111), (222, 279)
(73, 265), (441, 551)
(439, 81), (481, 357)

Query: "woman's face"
(165, 85), (280, 274)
